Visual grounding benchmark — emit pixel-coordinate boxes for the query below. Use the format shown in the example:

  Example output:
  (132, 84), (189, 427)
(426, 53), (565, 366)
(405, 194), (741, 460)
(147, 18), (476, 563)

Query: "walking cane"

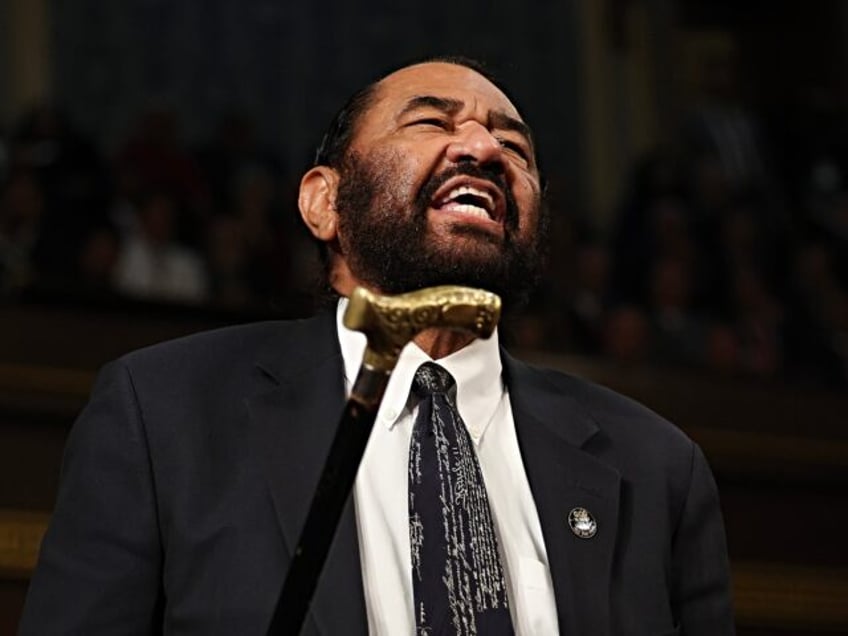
(266, 284), (501, 635)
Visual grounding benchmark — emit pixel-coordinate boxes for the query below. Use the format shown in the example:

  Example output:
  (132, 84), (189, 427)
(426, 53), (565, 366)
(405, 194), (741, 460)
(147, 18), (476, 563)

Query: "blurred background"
(1, 0), (846, 633)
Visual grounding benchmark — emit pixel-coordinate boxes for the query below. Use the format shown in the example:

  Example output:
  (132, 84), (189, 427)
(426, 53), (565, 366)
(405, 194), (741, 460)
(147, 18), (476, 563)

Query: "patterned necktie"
(408, 362), (513, 635)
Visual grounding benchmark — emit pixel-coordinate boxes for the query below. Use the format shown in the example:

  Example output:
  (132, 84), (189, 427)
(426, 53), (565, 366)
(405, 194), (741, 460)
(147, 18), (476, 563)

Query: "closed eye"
(408, 117), (450, 130)
(498, 137), (530, 162)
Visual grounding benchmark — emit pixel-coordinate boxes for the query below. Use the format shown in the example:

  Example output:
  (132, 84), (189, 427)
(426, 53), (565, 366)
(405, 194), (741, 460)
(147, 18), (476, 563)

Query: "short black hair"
(313, 56), (509, 169)
(313, 83), (379, 168)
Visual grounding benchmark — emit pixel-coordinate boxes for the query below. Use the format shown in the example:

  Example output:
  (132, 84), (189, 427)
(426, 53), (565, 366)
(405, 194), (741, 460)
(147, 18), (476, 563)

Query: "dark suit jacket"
(20, 312), (734, 635)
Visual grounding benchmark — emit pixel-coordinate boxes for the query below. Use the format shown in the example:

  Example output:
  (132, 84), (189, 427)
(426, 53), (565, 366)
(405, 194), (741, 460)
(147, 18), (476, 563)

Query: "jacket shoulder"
(119, 313), (334, 375)
(505, 354), (694, 452)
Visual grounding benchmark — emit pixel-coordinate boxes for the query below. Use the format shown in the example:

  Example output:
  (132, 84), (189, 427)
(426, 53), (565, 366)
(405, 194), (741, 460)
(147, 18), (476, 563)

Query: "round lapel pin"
(568, 507), (597, 539)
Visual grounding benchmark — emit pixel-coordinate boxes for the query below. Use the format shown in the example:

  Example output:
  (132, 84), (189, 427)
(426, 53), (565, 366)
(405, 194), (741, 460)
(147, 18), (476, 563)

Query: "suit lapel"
(503, 353), (621, 636)
(245, 312), (367, 635)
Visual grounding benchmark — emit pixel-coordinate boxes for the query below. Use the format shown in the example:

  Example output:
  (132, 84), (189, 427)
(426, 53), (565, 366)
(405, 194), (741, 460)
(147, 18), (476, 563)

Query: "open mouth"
(431, 178), (505, 223)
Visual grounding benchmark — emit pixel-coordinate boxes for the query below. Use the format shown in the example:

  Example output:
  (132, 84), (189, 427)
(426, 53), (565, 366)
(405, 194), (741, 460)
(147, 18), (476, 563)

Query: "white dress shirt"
(337, 300), (559, 635)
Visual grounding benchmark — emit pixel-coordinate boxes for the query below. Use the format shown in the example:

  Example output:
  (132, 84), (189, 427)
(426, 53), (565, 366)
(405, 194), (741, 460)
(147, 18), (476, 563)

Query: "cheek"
(396, 166), (424, 200)
(390, 141), (446, 190)
(398, 155), (439, 194)
(512, 173), (542, 225)
(371, 151), (427, 206)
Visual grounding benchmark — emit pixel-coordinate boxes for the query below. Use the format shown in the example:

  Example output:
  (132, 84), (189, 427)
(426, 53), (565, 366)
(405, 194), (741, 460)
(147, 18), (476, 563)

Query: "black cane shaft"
(267, 368), (388, 635)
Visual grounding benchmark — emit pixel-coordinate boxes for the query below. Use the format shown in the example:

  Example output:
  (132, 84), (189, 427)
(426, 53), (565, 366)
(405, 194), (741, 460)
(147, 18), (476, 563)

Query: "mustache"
(416, 163), (519, 230)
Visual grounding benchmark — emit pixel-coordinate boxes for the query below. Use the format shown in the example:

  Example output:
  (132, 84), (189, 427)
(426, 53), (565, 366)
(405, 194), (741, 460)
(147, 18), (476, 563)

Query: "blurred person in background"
(112, 189), (208, 303)
(204, 214), (255, 307)
(9, 104), (110, 284)
(647, 256), (707, 367)
(603, 304), (652, 365)
(682, 39), (771, 197)
(785, 240), (848, 386)
(195, 110), (283, 217)
(0, 170), (45, 293)
(116, 106), (210, 240)
(562, 242), (612, 354)
(227, 167), (290, 298)
(77, 224), (121, 296)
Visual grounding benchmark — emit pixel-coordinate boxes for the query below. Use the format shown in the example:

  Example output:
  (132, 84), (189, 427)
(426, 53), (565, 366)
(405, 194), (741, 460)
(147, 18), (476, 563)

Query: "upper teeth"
(449, 185), (493, 206)
(443, 185), (494, 218)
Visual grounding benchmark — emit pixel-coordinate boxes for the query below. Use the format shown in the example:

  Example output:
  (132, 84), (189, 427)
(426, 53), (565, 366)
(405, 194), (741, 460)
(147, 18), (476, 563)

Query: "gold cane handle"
(343, 285), (502, 372)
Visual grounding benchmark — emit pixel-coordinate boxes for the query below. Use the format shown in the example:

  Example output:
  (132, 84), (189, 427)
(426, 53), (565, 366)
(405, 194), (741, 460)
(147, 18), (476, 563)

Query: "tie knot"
(412, 362), (456, 397)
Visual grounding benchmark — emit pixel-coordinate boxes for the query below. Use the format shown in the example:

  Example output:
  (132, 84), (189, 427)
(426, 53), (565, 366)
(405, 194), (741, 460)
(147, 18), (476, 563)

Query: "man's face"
(332, 62), (545, 306)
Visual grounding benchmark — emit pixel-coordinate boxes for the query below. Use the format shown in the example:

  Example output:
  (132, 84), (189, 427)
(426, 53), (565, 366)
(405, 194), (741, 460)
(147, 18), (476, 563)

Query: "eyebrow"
(489, 111), (534, 149)
(399, 94), (535, 149)
(398, 95), (463, 117)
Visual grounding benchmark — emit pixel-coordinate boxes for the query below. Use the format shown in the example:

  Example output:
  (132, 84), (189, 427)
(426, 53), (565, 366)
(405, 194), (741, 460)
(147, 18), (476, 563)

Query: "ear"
(298, 166), (340, 241)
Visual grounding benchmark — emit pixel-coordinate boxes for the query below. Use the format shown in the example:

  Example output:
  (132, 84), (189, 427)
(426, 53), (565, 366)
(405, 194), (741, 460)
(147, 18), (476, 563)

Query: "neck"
(413, 328), (475, 360)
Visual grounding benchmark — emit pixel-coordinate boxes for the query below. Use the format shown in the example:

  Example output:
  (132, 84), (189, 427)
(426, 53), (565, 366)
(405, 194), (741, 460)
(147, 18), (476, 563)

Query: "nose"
(445, 121), (505, 169)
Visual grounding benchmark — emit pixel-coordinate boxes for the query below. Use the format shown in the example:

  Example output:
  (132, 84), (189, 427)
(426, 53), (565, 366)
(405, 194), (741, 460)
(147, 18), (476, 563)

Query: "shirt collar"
(336, 297), (504, 445)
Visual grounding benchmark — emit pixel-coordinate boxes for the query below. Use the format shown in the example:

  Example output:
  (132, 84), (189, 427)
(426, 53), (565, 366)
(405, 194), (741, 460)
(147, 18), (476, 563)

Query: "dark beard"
(334, 150), (546, 309)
